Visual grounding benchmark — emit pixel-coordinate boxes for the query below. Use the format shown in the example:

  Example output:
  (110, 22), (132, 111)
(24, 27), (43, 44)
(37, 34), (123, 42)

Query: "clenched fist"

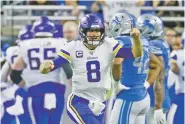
(40, 61), (54, 74)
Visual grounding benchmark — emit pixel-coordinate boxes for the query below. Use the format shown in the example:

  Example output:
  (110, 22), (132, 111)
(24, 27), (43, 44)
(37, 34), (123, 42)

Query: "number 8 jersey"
(19, 38), (67, 88)
(57, 37), (124, 102)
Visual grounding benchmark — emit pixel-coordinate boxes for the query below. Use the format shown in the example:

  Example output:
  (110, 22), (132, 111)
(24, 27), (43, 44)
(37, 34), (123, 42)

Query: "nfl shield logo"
(76, 51), (83, 58)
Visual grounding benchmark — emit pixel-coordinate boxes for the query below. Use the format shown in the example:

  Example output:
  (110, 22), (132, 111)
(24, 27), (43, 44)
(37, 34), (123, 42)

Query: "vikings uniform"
(6, 46), (19, 65)
(19, 38), (67, 124)
(3, 46), (32, 124)
(167, 49), (184, 124)
(52, 37), (133, 124)
(1, 82), (31, 124)
(146, 39), (171, 124)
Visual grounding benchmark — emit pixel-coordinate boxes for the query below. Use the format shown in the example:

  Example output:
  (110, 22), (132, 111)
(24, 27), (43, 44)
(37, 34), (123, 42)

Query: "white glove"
(115, 82), (130, 95)
(144, 81), (150, 89)
(88, 100), (105, 116)
(6, 95), (24, 116)
(154, 109), (167, 124)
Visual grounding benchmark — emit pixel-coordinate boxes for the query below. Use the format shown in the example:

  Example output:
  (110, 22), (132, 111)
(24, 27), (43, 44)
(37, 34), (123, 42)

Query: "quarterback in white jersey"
(40, 14), (142, 124)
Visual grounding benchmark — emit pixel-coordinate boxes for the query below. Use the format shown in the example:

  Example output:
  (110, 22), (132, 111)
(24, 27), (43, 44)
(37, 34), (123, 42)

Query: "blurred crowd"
(1, 0), (184, 54)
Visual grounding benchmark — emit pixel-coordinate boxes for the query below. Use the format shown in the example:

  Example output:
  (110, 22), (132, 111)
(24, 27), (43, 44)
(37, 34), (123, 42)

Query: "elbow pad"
(10, 70), (23, 84)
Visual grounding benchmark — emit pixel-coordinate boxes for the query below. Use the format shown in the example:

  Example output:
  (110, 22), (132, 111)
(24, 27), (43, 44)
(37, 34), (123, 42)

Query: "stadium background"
(1, 0), (184, 124)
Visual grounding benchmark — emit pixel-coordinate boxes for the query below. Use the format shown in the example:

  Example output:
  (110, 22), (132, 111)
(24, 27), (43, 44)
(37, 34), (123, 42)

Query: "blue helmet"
(79, 14), (105, 46)
(109, 12), (136, 37)
(136, 13), (163, 39)
(32, 16), (55, 37)
(16, 24), (34, 44)
(53, 24), (63, 38)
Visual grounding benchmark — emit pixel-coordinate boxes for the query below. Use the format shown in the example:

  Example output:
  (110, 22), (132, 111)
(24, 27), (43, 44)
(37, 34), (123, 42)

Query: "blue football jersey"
(148, 38), (171, 110)
(116, 36), (150, 101)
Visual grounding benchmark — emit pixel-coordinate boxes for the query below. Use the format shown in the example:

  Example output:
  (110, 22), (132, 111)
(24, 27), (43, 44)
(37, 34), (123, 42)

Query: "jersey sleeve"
(52, 42), (74, 70)
(113, 36), (134, 58)
(57, 43), (72, 63)
(5, 47), (12, 64)
(149, 41), (163, 56)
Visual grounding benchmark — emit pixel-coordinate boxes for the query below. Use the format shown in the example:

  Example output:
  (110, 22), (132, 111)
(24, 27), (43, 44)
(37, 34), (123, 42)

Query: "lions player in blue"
(109, 12), (162, 124)
(137, 13), (171, 124)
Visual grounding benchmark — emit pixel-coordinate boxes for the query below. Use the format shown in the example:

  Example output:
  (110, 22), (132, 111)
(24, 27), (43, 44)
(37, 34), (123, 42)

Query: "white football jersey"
(58, 37), (121, 102)
(171, 49), (185, 94)
(6, 46), (19, 65)
(19, 38), (67, 88)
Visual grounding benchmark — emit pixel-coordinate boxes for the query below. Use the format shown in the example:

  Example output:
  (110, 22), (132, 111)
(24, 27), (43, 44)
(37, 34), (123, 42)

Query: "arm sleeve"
(52, 43), (72, 70)
(113, 37), (134, 58)
(62, 63), (73, 79)
(52, 55), (69, 71)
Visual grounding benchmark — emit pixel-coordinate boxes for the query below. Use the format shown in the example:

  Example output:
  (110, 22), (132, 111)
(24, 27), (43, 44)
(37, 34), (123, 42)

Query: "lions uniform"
(137, 13), (171, 124)
(108, 12), (150, 124)
(167, 49), (184, 124)
(146, 39), (171, 123)
(110, 36), (150, 124)
(19, 37), (67, 124)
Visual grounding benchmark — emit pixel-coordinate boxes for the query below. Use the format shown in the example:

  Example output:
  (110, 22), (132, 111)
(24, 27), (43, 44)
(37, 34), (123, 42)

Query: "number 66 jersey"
(19, 38), (67, 88)
(57, 37), (130, 102)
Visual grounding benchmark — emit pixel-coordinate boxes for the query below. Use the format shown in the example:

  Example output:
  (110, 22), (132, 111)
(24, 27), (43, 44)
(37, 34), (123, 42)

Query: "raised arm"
(130, 25), (142, 58)
(115, 27), (142, 59)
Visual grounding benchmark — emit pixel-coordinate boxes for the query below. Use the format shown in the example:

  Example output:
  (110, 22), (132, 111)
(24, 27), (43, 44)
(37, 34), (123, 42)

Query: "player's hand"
(115, 82), (130, 95)
(130, 24), (140, 39)
(40, 61), (54, 74)
(154, 109), (167, 124)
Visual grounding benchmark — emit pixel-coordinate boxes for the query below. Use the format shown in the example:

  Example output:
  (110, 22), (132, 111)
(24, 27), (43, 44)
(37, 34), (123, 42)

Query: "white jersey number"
(86, 60), (101, 82)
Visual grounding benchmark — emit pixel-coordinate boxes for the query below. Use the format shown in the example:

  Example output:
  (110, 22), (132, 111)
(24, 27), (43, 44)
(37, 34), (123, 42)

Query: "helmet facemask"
(80, 26), (105, 47)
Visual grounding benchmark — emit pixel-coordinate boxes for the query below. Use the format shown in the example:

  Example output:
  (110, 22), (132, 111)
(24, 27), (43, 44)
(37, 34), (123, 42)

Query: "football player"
(109, 12), (162, 124)
(1, 25), (34, 124)
(40, 14), (142, 124)
(167, 32), (184, 124)
(10, 16), (71, 124)
(137, 13), (171, 124)
(2, 24), (34, 84)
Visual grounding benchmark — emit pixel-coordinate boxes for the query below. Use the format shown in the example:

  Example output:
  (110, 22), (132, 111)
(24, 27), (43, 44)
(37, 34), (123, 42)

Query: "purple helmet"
(79, 14), (105, 46)
(53, 24), (63, 38)
(32, 16), (54, 37)
(16, 24), (34, 44)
